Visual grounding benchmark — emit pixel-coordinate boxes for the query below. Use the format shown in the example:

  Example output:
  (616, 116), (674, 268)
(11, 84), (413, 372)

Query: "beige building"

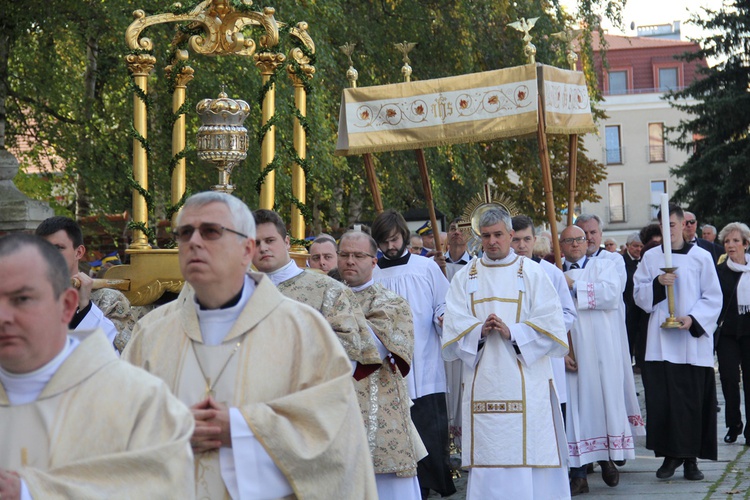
(578, 28), (706, 244)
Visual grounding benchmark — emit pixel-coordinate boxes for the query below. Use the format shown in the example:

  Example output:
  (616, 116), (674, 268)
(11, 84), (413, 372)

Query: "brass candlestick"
(660, 267), (683, 329)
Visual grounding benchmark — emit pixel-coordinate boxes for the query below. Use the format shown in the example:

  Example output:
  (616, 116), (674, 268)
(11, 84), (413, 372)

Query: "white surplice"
(374, 252), (450, 398)
(564, 257), (645, 467)
(442, 251), (569, 500)
(633, 245), (722, 366)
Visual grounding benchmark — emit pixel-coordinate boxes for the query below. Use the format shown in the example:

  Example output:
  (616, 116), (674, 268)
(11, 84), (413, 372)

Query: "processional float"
(104, 0), (315, 305)
(335, 21), (594, 268)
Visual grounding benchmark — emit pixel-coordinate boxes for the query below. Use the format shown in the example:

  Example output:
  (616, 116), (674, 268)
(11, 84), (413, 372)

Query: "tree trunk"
(0, 32), (11, 150)
(75, 35), (98, 218)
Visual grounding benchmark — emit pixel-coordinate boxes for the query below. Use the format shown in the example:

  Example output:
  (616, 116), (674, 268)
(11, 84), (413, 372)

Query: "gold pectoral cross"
(205, 378), (215, 399)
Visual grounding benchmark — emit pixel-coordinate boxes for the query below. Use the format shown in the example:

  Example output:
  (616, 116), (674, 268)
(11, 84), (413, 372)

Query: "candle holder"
(660, 267), (683, 329)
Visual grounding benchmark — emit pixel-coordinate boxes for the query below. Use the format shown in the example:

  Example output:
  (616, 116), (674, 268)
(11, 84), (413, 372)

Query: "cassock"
(443, 251), (570, 500)
(272, 264), (382, 373)
(374, 250), (455, 496)
(0, 329), (195, 498)
(70, 299), (118, 349)
(123, 273), (378, 499)
(633, 243), (721, 460)
(563, 257), (645, 467)
(352, 280), (427, 500)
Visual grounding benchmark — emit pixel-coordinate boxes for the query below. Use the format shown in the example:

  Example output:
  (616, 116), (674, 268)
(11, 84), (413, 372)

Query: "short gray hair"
(177, 192), (256, 239)
(0, 234), (70, 298)
(339, 230), (378, 255)
(478, 207), (512, 233)
(575, 214), (604, 230)
(719, 222), (750, 246)
(702, 224), (716, 233)
(626, 231), (641, 245)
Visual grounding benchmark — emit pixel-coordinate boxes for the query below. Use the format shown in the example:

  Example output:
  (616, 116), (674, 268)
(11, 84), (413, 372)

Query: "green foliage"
(3, 0), (617, 238)
(668, 0), (750, 229)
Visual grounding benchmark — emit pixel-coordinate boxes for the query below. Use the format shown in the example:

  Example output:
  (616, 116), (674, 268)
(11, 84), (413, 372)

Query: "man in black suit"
(622, 231), (647, 371)
(683, 211), (723, 263)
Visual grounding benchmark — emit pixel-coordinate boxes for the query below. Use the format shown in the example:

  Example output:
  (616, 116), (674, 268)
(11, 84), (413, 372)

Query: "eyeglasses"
(338, 251), (375, 260)
(173, 223), (248, 242)
(685, 219), (697, 225)
(561, 236), (587, 245)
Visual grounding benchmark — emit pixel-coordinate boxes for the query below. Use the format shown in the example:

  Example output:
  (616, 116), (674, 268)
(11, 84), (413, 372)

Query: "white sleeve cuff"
(21, 478), (32, 500)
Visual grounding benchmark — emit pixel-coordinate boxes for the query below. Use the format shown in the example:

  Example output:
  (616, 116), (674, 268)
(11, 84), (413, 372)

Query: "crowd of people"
(0, 192), (746, 499)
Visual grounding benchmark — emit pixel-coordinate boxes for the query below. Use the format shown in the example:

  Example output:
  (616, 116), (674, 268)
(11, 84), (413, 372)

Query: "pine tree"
(669, 0), (750, 228)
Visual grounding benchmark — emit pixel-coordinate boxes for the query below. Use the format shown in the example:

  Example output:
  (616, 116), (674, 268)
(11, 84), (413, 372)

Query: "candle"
(660, 193), (673, 267)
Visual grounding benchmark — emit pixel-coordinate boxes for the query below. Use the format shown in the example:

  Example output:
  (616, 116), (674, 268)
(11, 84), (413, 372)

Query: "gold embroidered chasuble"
(123, 272), (378, 499)
(278, 270), (381, 367)
(443, 256), (568, 468)
(353, 283), (427, 476)
(0, 329), (195, 498)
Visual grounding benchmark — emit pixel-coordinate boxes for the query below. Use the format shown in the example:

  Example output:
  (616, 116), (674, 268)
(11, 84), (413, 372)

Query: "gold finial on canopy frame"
(339, 42), (359, 87)
(394, 41), (417, 82)
(551, 29), (581, 70)
(508, 17), (539, 64)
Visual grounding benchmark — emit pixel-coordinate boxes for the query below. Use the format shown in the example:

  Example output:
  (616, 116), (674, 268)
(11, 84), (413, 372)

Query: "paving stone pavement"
(429, 366), (750, 499)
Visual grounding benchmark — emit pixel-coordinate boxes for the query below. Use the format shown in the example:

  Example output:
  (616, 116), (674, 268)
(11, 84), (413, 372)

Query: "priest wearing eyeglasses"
(122, 192), (378, 499)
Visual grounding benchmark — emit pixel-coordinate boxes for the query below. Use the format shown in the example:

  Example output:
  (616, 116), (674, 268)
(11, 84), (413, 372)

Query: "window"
(605, 125), (622, 164)
(608, 71), (628, 95)
(608, 183), (626, 222)
(658, 68), (678, 91)
(648, 123), (666, 162)
(650, 180), (667, 219)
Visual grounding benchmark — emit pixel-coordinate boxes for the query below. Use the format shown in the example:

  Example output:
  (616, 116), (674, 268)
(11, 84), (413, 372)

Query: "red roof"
(590, 32), (699, 51)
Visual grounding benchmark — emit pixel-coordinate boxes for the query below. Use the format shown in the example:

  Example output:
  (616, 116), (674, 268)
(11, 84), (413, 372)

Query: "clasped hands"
(482, 313), (511, 340)
(190, 397), (232, 453)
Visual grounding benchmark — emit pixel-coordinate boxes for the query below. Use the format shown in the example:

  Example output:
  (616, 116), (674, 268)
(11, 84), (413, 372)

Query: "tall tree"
(669, 0), (750, 228)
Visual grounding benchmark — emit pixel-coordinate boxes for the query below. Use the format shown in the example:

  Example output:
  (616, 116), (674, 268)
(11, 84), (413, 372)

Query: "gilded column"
(165, 52), (194, 227)
(254, 51), (286, 210)
(126, 52), (156, 249)
(288, 23), (315, 251)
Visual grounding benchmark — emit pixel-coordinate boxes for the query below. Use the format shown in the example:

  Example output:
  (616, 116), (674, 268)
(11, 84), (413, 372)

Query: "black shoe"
(725, 423), (743, 443)
(656, 457), (684, 479)
(585, 463), (595, 474)
(599, 460), (619, 487)
(613, 459), (626, 467)
(570, 477), (589, 496)
(683, 458), (704, 480)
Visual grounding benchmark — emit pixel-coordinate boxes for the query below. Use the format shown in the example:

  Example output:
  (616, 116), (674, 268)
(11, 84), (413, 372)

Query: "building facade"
(579, 29), (706, 243)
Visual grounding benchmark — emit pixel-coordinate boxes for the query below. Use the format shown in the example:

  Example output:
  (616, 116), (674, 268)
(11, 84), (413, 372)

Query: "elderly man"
(35, 216), (133, 352)
(702, 224), (717, 243)
(443, 207), (569, 500)
(559, 226), (645, 495)
(252, 209), (381, 377)
(337, 230), (426, 499)
(634, 203), (721, 481)
(0, 234), (194, 499)
(372, 209), (455, 498)
(409, 234), (424, 255)
(623, 232), (647, 369)
(308, 233), (338, 273)
(684, 211), (722, 263)
(123, 192), (377, 499)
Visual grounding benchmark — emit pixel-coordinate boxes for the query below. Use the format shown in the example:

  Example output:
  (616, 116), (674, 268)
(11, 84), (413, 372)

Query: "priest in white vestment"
(372, 209), (456, 497)
(559, 226), (645, 495)
(633, 203), (720, 481)
(123, 192), (377, 499)
(442, 207), (570, 500)
(0, 234), (194, 499)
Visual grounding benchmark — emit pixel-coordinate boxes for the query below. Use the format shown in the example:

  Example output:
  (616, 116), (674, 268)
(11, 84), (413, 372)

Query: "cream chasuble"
(124, 272), (378, 500)
(443, 252), (568, 469)
(277, 270), (381, 367)
(0, 329), (195, 499)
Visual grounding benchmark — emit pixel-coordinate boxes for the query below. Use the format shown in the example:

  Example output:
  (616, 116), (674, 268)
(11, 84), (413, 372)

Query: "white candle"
(660, 193), (673, 267)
